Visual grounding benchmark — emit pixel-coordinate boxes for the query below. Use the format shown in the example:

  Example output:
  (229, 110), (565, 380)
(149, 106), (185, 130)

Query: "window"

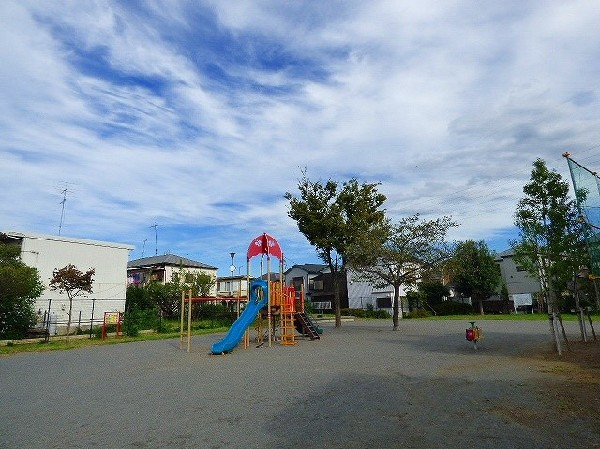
(312, 301), (331, 310)
(376, 297), (392, 309)
(312, 280), (324, 290)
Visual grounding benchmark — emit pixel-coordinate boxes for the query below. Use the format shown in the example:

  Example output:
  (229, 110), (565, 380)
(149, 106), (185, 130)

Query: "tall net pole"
(563, 152), (600, 277)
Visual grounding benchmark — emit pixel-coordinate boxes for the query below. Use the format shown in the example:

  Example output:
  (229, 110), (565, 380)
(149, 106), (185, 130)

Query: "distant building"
(1, 231), (134, 333)
(347, 269), (410, 316)
(216, 275), (247, 297)
(127, 254), (218, 295)
(496, 249), (541, 311)
(284, 264), (330, 309)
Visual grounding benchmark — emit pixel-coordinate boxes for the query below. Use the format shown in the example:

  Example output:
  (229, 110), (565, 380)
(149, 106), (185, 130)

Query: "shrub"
(123, 309), (159, 336)
(340, 307), (391, 319)
(405, 309), (432, 318)
(433, 301), (473, 316)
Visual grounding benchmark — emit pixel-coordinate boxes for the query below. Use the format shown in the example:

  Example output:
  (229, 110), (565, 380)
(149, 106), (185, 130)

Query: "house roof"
(259, 272), (282, 282)
(127, 254), (217, 270)
(1, 230), (134, 250)
(284, 263), (328, 275)
(496, 248), (516, 259)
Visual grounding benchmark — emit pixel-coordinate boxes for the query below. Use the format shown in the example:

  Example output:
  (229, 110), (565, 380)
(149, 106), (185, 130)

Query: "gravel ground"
(0, 319), (598, 449)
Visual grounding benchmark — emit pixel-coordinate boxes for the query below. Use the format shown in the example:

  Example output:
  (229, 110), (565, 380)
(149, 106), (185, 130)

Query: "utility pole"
(58, 188), (68, 235)
(150, 223), (158, 255)
(141, 238), (147, 257)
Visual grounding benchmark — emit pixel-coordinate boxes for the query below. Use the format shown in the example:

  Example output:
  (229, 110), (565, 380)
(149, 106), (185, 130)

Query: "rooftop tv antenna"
(150, 223), (158, 255)
(58, 187), (68, 235)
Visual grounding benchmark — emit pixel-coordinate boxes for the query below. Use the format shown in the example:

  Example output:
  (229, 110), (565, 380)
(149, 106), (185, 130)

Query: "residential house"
(347, 269), (410, 317)
(1, 231), (134, 333)
(216, 274), (247, 297)
(127, 254), (218, 296)
(284, 264), (330, 309)
(495, 249), (541, 311)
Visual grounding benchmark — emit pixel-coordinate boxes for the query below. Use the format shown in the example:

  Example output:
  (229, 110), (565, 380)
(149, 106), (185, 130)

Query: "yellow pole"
(180, 290), (185, 350)
(267, 255), (272, 347)
(186, 289), (192, 353)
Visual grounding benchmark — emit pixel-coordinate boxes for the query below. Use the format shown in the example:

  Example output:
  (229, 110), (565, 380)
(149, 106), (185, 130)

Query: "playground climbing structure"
(210, 233), (321, 354)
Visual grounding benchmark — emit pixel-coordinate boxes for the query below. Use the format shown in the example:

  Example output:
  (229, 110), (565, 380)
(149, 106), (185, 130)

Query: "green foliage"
(0, 241), (44, 339)
(419, 281), (450, 307)
(405, 309), (432, 318)
(170, 269), (215, 297)
(146, 281), (181, 318)
(351, 214), (456, 329)
(125, 284), (156, 311)
(432, 301), (473, 316)
(450, 240), (501, 314)
(132, 270), (216, 319)
(123, 309), (160, 336)
(341, 307), (391, 318)
(511, 158), (590, 312)
(406, 289), (425, 311)
(285, 172), (387, 327)
(304, 299), (314, 314)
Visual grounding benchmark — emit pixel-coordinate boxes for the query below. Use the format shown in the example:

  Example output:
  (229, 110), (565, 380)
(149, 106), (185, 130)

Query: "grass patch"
(0, 326), (229, 356)
(423, 313), (599, 322)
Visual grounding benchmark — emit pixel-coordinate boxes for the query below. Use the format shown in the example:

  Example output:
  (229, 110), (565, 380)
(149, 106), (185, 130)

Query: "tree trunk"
(66, 297), (73, 343)
(392, 284), (400, 331)
(333, 271), (341, 328)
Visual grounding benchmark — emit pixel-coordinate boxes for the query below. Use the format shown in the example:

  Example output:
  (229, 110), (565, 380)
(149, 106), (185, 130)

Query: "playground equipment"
(210, 233), (321, 354)
(211, 279), (268, 354)
(179, 290), (247, 353)
(465, 321), (482, 349)
(101, 311), (123, 340)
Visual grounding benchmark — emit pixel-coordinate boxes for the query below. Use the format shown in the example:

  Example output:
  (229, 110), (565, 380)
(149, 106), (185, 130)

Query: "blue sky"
(2, 1), (600, 276)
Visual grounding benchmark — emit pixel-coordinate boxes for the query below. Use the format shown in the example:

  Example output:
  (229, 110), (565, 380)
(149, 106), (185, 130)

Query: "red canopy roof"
(247, 233), (283, 261)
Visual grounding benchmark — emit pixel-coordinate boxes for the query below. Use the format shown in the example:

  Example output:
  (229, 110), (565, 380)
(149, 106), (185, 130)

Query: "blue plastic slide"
(211, 280), (268, 354)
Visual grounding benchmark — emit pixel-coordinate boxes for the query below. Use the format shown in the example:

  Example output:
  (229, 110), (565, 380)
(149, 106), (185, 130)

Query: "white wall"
(347, 270), (409, 315)
(13, 232), (133, 330)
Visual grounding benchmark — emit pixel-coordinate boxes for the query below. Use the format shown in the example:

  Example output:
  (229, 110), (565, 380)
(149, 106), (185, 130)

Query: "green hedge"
(341, 307), (391, 319)
(432, 301), (473, 316)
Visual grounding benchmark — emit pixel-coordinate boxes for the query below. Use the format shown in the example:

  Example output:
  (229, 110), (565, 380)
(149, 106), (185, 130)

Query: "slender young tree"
(511, 158), (589, 312)
(350, 214), (457, 330)
(49, 264), (95, 341)
(286, 173), (387, 327)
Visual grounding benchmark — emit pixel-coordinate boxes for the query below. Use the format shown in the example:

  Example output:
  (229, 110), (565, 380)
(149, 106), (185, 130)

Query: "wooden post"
(180, 290), (185, 350)
(187, 290), (192, 353)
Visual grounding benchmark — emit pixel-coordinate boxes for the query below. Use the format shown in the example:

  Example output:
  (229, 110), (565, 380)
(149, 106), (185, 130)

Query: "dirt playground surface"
(0, 319), (598, 449)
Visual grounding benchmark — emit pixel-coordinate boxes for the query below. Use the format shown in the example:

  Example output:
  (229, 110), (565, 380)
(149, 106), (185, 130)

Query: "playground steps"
(294, 312), (321, 340)
(280, 310), (296, 346)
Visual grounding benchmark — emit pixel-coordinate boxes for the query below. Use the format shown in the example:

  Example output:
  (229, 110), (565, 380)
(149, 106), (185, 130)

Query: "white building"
(347, 269), (410, 317)
(2, 231), (134, 333)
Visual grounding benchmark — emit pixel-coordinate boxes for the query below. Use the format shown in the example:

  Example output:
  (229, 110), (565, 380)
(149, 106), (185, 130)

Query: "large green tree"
(450, 240), (501, 315)
(511, 158), (589, 312)
(49, 264), (95, 341)
(350, 214), (457, 330)
(0, 241), (44, 339)
(286, 174), (387, 327)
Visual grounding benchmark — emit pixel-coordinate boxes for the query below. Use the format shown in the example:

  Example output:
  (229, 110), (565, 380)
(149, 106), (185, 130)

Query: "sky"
(2, 1), (600, 276)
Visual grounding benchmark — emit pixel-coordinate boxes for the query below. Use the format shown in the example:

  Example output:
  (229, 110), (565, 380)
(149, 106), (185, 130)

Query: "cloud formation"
(2, 1), (600, 273)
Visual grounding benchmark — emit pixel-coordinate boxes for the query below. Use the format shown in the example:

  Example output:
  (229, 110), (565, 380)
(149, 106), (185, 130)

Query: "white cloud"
(2, 0), (600, 272)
